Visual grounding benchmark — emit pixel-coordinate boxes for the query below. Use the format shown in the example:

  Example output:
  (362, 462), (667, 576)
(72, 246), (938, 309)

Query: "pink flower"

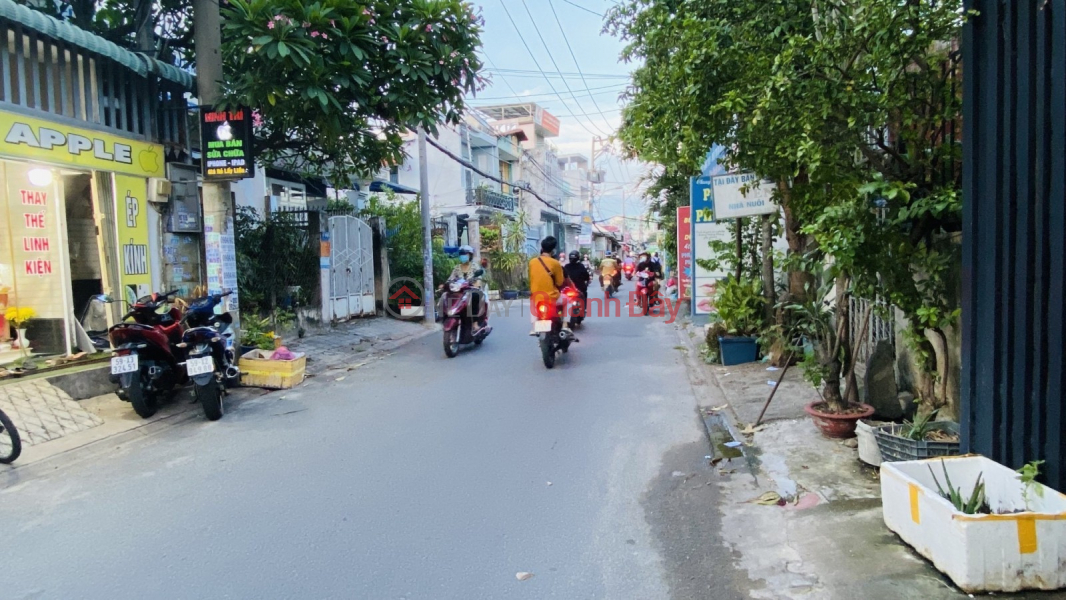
(267, 21), (275, 29)
(321, 33), (328, 40)
(274, 15), (284, 21)
(426, 24), (433, 32)
(362, 8), (370, 15)
(311, 30), (320, 37)
(252, 110), (263, 128)
(330, 19), (336, 27)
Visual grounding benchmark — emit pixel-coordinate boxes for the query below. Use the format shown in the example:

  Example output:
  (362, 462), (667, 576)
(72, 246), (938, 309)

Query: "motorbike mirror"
(218, 313), (234, 324)
(94, 294), (113, 303)
(474, 268), (485, 278)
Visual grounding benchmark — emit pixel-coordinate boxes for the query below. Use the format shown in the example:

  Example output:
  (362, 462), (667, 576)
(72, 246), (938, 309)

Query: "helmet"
(568, 250), (580, 264)
(458, 245), (474, 257)
(605, 250), (612, 257)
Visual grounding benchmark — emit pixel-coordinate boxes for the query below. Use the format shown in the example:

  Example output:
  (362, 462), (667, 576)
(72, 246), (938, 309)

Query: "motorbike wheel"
(127, 373), (157, 419)
(196, 377), (224, 421)
(643, 296), (651, 316)
(443, 328), (460, 358)
(540, 334), (556, 369)
(0, 408), (22, 464)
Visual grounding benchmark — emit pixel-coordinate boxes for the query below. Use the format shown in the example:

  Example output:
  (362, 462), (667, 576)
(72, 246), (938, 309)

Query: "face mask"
(459, 255), (470, 264)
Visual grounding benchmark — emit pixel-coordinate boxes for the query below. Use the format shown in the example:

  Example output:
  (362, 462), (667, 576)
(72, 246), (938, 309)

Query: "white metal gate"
(328, 215), (376, 320)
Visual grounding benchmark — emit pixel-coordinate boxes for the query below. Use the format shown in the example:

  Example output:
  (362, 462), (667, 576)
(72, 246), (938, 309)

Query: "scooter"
(178, 291), (239, 420)
(635, 270), (661, 316)
(566, 286), (587, 328)
(108, 290), (187, 418)
(440, 270), (492, 358)
(601, 272), (616, 299)
(533, 286), (579, 369)
(623, 262), (635, 281)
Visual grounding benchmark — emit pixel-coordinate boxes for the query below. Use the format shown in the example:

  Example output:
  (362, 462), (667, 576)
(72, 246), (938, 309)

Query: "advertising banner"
(200, 106), (254, 180)
(113, 174), (152, 305)
(711, 173), (777, 219)
(691, 144), (732, 315)
(676, 206), (692, 300)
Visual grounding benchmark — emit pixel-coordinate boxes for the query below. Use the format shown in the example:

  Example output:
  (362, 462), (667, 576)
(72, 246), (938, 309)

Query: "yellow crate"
(239, 350), (306, 389)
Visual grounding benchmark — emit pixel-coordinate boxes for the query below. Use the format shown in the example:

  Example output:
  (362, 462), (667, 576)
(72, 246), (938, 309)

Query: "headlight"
(449, 282), (463, 292)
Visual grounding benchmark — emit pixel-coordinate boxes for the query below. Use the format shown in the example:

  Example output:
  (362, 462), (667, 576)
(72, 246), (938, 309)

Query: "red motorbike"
(108, 290), (188, 418)
(635, 270), (661, 316)
(623, 262), (635, 281)
(440, 272), (492, 358)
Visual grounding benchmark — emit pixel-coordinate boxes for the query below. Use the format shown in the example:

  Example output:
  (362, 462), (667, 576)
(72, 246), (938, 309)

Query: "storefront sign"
(579, 211), (592, 246)
(711, 172), (777, 219)
(114, 175), (152, 304)
(676, 206), (692, 300)
(690, 175), (732, 315)
(0, 110), (165, 178)
(2, 165), (65, 323)
(200, 106), (254, 180)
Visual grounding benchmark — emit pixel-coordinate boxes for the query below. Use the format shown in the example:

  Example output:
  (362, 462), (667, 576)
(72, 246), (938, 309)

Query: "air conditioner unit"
(148, 177), (172, 204)
(588, 170), (605, 184)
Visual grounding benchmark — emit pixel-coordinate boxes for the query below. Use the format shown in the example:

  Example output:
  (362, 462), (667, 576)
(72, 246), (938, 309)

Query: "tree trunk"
(735, 218), (744, 281)
(761, 214), (775, 323)
(924, 327), (950, 413)
(823, 354), (845, 412)
(777, 179), (812, 302)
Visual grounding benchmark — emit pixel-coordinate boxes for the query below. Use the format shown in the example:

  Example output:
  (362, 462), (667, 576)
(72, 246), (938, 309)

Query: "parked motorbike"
(601, 272), (616, 299)
(533, 287), (579, 369)
(108, 290), (186, 418)
(440, 271), (492, 358)
(178, 291), (239, 420)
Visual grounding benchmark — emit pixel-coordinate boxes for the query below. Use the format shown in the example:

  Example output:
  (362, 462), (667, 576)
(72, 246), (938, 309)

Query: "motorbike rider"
(528, 236), (572, 335)
(600, 251), (620, 289)
(581, 254), (594, 278)
(635, 251), (662, 303)
(563, 250), (591, 302)
(443, 245), (486, 332)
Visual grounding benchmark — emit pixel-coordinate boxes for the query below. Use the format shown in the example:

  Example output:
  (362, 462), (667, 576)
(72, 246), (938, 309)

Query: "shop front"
(0, 109), (166, 364)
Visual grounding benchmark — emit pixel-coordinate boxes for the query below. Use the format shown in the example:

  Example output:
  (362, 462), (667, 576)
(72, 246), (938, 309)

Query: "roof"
(0, 0), (195, 90)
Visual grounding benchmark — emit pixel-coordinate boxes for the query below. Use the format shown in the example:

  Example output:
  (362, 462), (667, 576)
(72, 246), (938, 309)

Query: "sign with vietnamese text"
(200, 106), (254, 180)
(711, 173), (776, 219)
(114, 174), (152, 304)
(690, 172), (732, 315)
(676, 206), (692, 300)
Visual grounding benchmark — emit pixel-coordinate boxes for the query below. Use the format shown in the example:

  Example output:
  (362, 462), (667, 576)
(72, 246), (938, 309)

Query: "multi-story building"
(558, 154), (591, 252)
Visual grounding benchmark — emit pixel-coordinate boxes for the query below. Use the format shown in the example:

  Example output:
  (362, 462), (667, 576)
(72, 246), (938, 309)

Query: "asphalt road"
(0, 297), (746, 600)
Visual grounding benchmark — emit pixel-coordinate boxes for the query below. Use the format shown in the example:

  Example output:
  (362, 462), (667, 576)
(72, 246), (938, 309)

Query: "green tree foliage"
(608, 0), (964, 412)
(221, 0), (485, 181)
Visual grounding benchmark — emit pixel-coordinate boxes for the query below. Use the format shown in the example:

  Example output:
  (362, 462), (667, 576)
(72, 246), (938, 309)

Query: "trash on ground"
(767, 380), (778, 386)
(516, 572), (534, 581)
(740, 423), (767, 435)
(709, 404), (728, 412)
(766, 366), (780, 371)
(724, 441), (743, 448)
(749, 491), (783, 505)
(270, 346), (296, 360)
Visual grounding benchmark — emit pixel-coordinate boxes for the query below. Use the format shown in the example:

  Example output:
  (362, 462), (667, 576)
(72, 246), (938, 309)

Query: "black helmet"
(568, 250), (580, 263)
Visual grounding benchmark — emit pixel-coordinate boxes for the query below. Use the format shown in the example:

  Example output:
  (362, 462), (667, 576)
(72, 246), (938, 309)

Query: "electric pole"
(418, 129), (435, 322)
(193, 0), (239, 330)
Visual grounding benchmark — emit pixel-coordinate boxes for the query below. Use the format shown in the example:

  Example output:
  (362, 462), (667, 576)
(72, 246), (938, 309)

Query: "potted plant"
(5, 306), (37, 369)
(787, 282), (875, 438)
(873, 409), (960, 462)
(882, 457), (1066, 593)
(713, 277), (765, 366)
(240, 315), (275, 356)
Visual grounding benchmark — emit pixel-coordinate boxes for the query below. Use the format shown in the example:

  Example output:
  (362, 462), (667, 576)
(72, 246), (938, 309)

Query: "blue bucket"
(718, 336), (758, 366)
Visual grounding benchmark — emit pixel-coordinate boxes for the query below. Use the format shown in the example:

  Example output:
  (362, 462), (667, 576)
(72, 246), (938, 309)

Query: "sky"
(464, 0), (654, 226)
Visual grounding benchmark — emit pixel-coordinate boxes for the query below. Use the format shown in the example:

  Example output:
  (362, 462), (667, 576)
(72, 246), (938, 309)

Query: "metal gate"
(328, 215), (375, 320)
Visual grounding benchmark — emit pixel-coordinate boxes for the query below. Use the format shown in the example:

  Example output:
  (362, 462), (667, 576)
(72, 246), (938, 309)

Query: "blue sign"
(702, 144), (728, 177)
(690, 176), (715, 223)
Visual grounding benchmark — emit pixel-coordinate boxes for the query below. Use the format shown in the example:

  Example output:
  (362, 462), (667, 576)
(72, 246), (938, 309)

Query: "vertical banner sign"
(676, 206), (692, 300)
(579, 211), (593, 246)
(113, 174), (151, 305)
(690, 175), (732, 315)
(200, 106), (254, 180)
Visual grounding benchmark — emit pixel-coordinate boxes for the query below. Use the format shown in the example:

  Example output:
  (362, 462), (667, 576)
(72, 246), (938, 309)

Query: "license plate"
(534, 319), (553, 333)
(185, 356), (215, 377)
(110, 354), (139, 374)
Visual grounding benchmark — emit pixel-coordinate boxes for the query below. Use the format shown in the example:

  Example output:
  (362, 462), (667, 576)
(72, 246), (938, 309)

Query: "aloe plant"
(927, 459), (987, 514)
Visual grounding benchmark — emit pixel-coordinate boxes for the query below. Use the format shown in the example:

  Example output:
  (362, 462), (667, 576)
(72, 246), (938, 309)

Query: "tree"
(221, 0), (485, 182)
(608, 0), (963, 413)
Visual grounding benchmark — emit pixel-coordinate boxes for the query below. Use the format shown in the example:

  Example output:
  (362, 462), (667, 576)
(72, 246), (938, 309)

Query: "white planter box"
(882, 456), (1066, 592)
(487, 290), (500, 301)
(856, 420), (882, 467)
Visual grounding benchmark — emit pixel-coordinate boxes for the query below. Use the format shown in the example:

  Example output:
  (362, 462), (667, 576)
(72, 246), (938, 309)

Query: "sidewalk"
(672, 320), (1064, 599)
(0, 315), (434, 481)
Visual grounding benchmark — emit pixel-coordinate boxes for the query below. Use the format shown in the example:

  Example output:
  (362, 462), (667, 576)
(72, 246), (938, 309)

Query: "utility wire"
(497, 0), (602, 138)
(547, 0), (617, 135)
(424, 135), (580, 217)
(519, 0), (613, 137)
(483, 68), (628, 79)
(560, 0), (604, 17)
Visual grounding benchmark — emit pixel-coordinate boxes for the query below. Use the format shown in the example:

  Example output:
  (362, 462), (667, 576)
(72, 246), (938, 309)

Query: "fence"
(848, 296), (895, 367)
(234, 206), (322, 320)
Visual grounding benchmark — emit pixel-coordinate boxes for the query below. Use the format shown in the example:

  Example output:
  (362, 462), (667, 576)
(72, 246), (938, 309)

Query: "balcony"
(498, 136), (521, 161)
(467, 187), (517, 212)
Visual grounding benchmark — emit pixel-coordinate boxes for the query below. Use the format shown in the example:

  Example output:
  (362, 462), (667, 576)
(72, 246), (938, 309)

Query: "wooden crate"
(239, 349), (306, 389)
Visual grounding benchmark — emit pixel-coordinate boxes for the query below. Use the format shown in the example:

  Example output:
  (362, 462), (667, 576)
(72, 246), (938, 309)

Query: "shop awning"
(0, 0), (195, 90)
(368, 180), (419, 195)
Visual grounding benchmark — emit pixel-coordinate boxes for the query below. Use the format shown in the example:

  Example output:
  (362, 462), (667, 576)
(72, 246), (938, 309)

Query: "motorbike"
(108, 290), (187, 418)
(178, 291), (239, 420)
(623, 262), (635, 281)
(440, 271), (492, 358)
(533, 286), (579, 369)
(635, 270), (661, 316)
(566, 286), (587, 328)
(601, 272), (616, 298)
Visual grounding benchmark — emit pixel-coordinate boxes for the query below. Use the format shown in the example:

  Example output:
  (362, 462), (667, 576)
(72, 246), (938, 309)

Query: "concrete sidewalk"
(281, 316), (436, 376)
(672, 320), (1066, 600)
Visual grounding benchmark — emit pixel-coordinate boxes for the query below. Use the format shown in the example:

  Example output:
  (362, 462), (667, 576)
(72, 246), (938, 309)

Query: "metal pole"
(418, 129), (435, 322)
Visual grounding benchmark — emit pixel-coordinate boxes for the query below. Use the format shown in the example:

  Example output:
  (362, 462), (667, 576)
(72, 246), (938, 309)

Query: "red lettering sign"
(22, 237), (50, 252)
(677, 206), (693, 300)
(24, 259), (53, 275)
(19, 190), (47, 205)
(23, 212), (45, 229)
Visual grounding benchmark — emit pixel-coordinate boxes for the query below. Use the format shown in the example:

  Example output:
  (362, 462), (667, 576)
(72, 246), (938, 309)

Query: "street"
(0, 301), (744, 600)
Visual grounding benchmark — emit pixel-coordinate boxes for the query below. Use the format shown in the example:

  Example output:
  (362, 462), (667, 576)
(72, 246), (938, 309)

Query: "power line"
(547, 0), (617, 135)
(424, 135), (580, 217)
(560, 0), (603, 17)
(479, 51), (520, 99)
(517, 0), (613, 137)
(483, 68), (629, 80)
(496, 0), (602, 138)
(470, 83), (626, 102)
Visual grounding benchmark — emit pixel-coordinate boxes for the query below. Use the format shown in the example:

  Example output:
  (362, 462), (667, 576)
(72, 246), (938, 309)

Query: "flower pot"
(856, 420), (884, 467)
(882, 456), (1066, 593)
(803, 401), (875, 439)
(502, 290), (519, 300)
(874, 422), (960, 463)
(718, 336), (758, 366)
